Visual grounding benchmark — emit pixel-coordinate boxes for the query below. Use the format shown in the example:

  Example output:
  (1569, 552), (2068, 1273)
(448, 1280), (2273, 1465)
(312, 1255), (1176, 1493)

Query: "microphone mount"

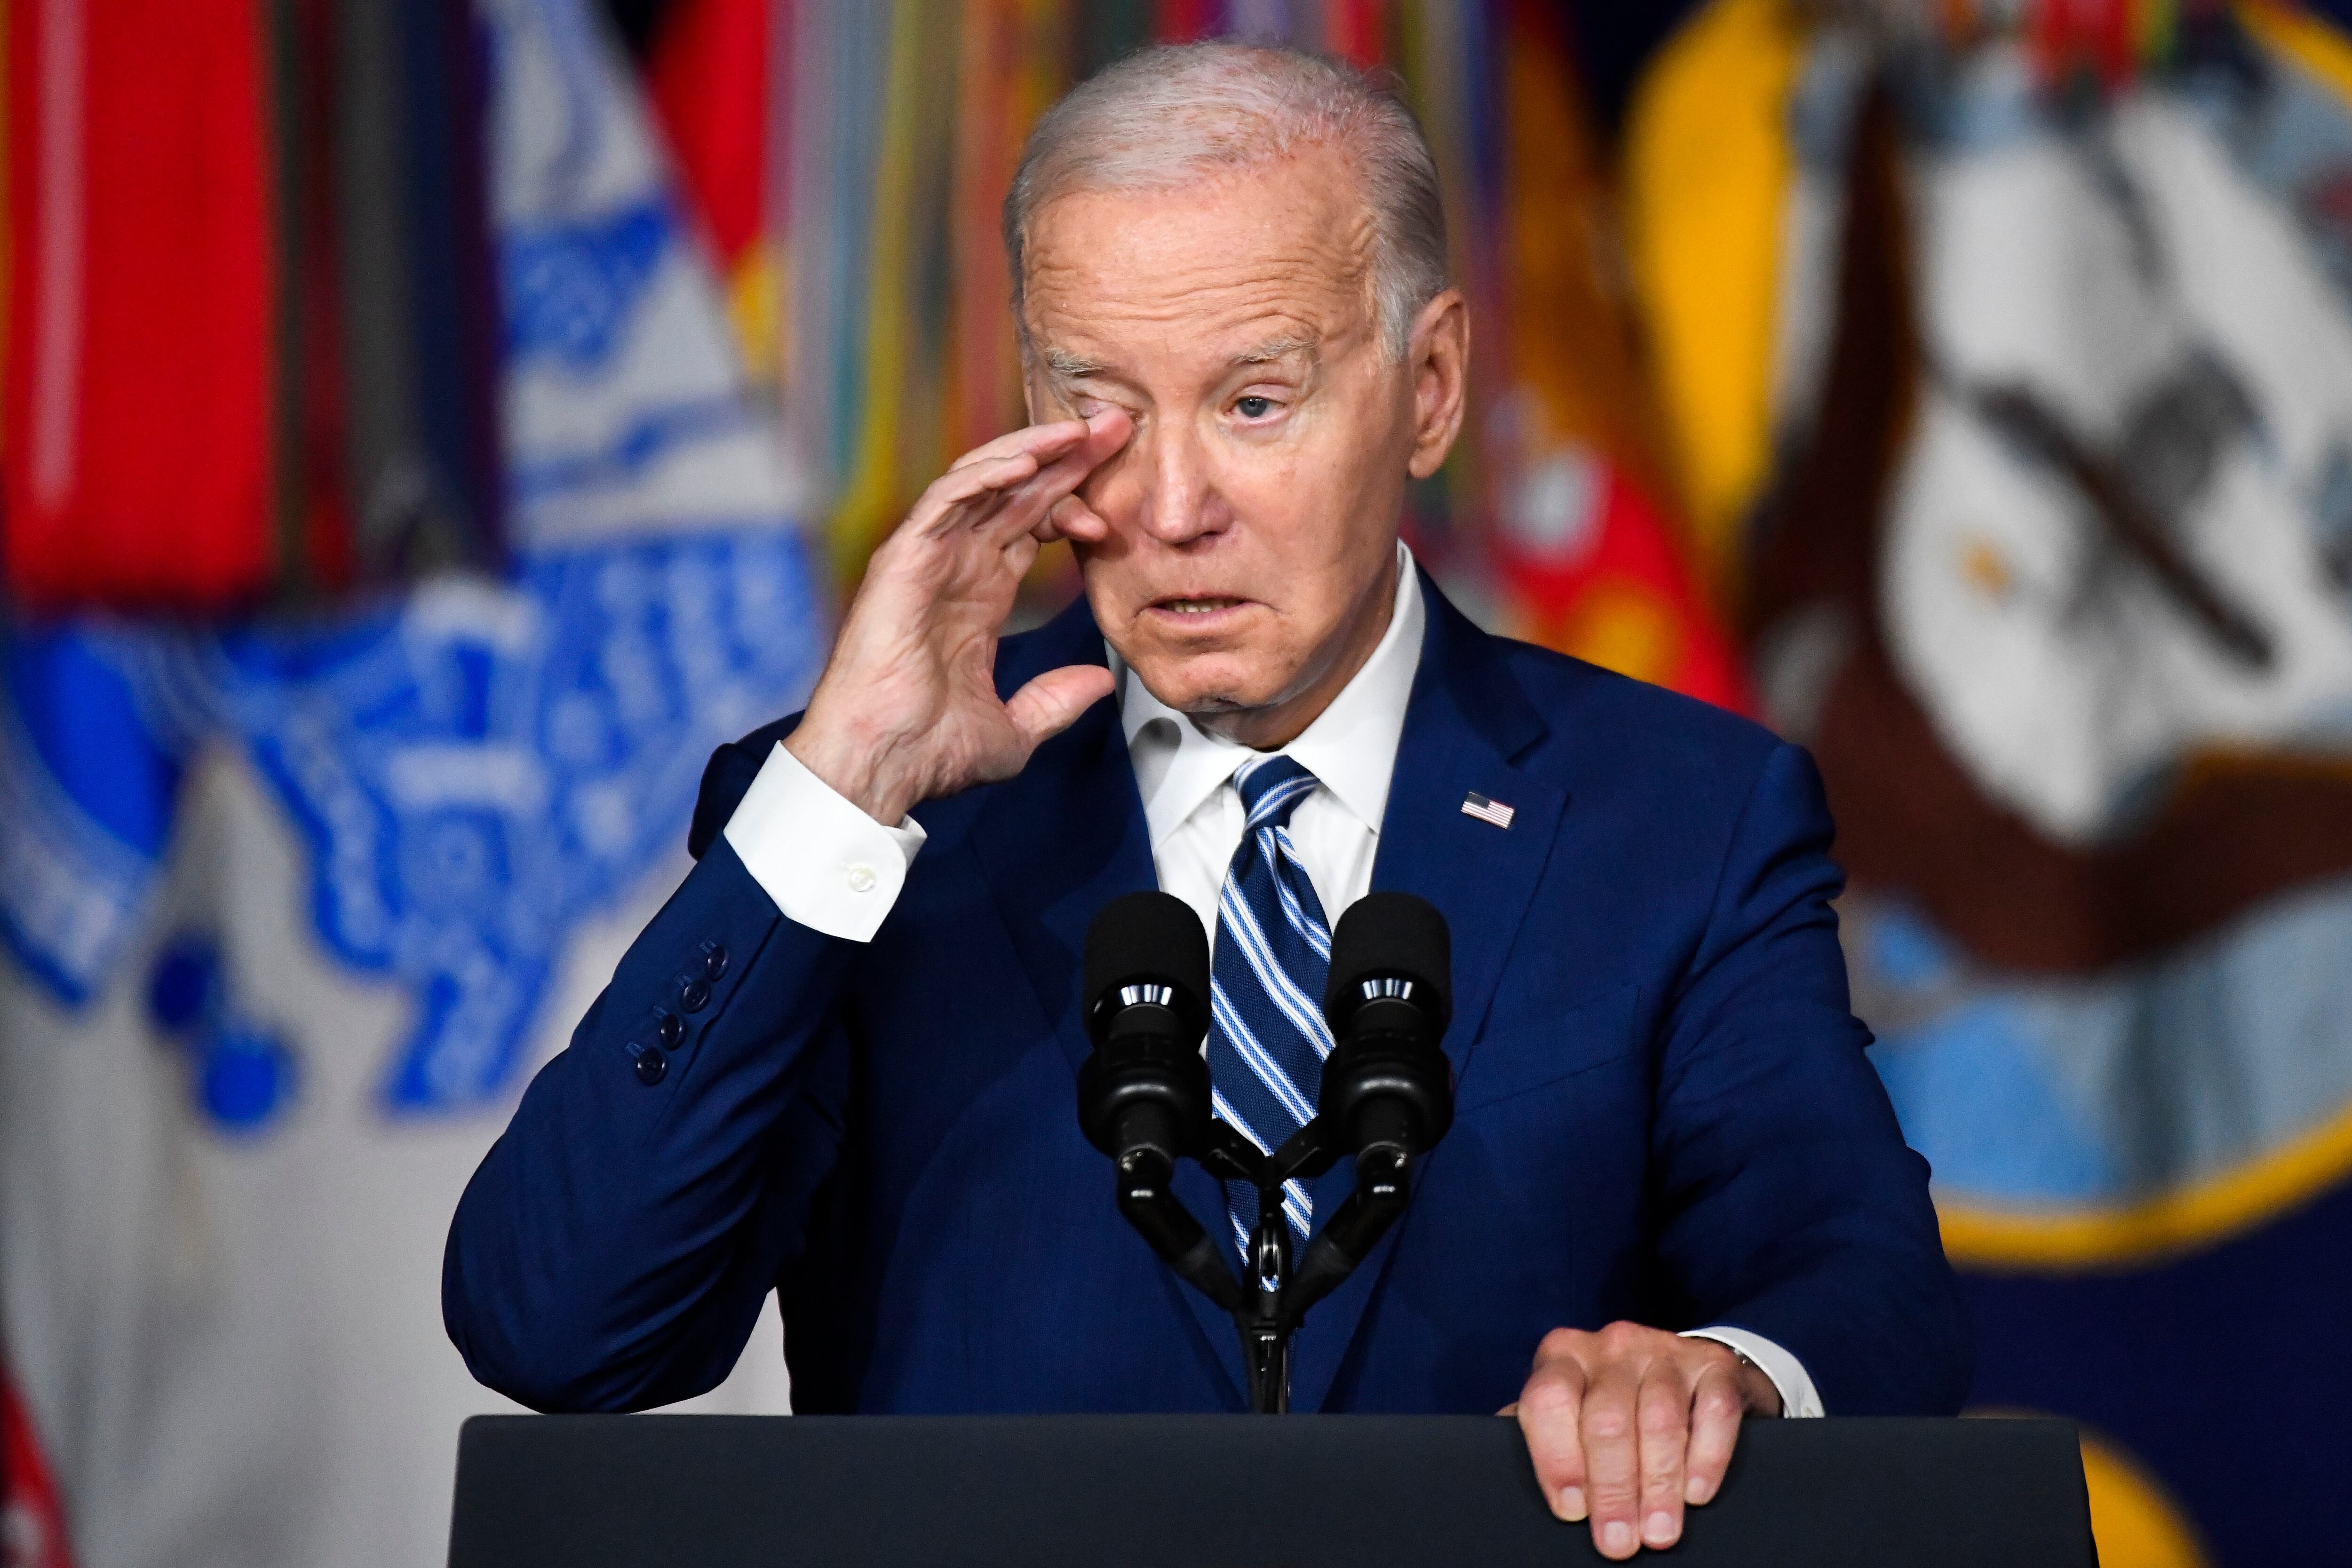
(1080, 891), (1454, 1414)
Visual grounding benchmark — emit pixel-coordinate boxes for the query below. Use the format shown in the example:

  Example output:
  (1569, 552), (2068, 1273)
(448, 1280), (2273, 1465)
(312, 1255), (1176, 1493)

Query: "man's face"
(1021, 149), (1462, 736)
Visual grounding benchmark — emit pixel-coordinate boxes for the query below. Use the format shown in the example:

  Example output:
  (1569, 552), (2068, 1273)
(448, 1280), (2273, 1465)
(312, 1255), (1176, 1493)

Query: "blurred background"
(5, 1), (2352, 1565)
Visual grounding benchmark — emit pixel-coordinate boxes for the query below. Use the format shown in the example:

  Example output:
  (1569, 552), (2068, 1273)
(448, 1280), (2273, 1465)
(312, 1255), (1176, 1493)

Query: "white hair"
(1003, 41), (1448, 362)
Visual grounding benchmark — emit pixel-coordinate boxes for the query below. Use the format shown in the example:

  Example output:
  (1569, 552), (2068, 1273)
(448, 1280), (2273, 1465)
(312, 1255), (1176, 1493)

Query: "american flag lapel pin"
(1460, 791), (1516, 830)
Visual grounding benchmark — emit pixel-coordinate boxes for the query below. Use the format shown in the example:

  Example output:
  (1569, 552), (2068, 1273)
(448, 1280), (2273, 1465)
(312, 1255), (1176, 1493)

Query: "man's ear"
(1406, 289), (1469, 482)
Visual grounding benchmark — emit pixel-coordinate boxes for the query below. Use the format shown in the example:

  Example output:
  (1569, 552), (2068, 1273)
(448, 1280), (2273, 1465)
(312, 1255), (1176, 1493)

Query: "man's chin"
(1120, 655), (1279, 720)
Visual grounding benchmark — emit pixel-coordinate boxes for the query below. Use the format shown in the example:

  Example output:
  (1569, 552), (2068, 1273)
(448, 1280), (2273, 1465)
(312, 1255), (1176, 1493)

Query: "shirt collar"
(1112, 540), (1427, 849)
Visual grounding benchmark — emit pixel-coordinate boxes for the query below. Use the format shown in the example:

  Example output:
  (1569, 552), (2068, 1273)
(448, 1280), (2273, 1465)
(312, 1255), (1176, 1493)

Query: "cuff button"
(699, 941), (729, 982)
(679, 978), (712, 1014)
(634, 1049), (668, 1087)
(845, 863), (878, 894)
(654, 1010), (683, 1048)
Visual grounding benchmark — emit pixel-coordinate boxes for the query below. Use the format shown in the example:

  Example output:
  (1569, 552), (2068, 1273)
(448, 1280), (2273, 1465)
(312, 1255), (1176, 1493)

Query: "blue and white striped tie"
(1206, 754), (1335, 1265)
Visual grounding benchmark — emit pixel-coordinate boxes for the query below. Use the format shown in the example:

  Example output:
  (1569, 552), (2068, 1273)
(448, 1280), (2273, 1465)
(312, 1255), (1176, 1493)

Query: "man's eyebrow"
(1232, 335), (1317, 366)
(1042, 348), (1110, 378)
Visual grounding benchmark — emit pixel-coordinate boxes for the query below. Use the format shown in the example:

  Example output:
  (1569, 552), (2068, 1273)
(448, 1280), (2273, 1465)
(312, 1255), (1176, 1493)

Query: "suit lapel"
(1289, 573), (1568, 1412)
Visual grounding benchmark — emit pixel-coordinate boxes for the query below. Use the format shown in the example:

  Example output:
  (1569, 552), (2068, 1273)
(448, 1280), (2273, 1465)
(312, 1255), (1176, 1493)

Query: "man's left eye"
(1235, 396), (1274, 420)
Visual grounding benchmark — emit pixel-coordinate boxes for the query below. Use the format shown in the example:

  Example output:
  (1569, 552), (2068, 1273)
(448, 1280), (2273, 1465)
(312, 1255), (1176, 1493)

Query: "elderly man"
(445, 42), (1968, 1561)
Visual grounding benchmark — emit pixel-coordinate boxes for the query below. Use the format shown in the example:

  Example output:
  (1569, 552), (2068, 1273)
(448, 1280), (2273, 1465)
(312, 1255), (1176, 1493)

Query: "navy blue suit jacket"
(444, 574), (1970, 1416)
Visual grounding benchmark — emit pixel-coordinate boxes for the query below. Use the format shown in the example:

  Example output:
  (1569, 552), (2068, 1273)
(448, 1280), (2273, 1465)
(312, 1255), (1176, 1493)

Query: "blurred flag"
(0, 1), (818, 1564)
(2, 1369), (74, 1568)
(1479, 0), (1749, 711)
(1627, 3), (2352, 1563)
(644, 0), (780, 383)
(2, 0), (506, 613)
(4, 0), (279, 609)
(332, 0), (507, 582)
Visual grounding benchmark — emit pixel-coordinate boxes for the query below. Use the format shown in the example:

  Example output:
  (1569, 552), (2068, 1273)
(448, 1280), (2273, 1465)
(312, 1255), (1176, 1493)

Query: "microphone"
(1073, 887), (1455, 1408)
(1078, 890), (1213, 1174)
(1078, 891), (1242, 1315)
(1319, 891), (1454, 1173)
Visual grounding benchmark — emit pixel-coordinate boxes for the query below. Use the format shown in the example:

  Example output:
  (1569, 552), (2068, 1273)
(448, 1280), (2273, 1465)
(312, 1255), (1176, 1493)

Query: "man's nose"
(1129, 421), (1231, 546)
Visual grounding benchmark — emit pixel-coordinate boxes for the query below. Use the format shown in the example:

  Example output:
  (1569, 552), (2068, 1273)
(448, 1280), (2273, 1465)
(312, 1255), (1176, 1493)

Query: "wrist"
(784, 715), (915, 825)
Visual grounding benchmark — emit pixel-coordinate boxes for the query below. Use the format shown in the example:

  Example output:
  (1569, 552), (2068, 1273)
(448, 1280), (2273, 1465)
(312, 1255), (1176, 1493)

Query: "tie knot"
(1234, 754), (1319, 829)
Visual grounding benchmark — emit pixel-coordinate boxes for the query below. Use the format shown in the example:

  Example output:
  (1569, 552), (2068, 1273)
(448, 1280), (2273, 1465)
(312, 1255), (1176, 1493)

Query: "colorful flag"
(4, 0), (279, 610)
(644, 0), (779, 381)
(0, 2), (819, 1565)
(1479, 0), (1748, 712)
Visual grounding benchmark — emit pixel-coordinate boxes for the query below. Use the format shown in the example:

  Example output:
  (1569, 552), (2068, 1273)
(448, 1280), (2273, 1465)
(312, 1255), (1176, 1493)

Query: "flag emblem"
(1461, 792), (1516, 829)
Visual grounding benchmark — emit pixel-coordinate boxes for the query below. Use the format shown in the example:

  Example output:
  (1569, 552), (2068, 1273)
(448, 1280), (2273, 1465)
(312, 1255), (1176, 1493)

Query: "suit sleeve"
(442, 731), (862, 1412)
(1648, 741), (1973, 1416)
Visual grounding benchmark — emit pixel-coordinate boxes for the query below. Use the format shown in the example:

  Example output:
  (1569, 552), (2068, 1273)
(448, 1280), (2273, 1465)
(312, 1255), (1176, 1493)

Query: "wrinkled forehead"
(1019, 150), (1379, 373)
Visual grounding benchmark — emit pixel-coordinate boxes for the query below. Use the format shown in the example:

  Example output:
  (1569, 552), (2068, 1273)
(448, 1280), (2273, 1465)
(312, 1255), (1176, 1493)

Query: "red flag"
(6, 0), (279, 611)
(1153, 0), (1221, 42)
(1324, 0), (1387, 68)
(646, 0), (771, 268)
(1493, 448), (1752, 714)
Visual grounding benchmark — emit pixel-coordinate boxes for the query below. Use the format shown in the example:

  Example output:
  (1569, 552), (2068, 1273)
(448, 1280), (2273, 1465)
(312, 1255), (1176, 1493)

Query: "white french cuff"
(723, 742), (928, 943)
(1679, 1327), (1825, 1419)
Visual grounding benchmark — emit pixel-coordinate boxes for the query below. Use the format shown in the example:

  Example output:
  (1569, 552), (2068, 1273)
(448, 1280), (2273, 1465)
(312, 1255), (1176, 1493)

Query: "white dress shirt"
(722, 540), (1823, 1418)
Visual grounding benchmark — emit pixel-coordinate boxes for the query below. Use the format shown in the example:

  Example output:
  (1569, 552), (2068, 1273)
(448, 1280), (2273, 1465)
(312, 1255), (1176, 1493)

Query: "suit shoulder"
(1487, 638), (1806, 845)
(1487, 637), (1833, 900)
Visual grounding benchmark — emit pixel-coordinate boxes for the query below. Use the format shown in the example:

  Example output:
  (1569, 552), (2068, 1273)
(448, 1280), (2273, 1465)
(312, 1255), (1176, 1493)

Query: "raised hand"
(784, 410), (1132, 824)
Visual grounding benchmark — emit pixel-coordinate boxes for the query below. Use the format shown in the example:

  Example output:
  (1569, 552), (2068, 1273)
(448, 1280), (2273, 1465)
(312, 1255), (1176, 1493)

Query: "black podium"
(447, 1414), (2095, 1567)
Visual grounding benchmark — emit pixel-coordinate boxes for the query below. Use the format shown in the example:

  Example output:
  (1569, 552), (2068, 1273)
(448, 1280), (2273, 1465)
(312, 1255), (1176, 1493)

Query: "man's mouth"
(1155, 596), (1246, 616)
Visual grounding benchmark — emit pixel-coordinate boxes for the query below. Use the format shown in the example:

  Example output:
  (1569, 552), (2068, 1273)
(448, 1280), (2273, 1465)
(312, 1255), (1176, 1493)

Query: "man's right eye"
(1236, 396), (1273, 420)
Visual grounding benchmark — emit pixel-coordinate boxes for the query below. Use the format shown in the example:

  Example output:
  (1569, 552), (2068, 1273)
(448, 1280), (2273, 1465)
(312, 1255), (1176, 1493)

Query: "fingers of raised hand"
(918, 413), (1127, 546)
(909, 418), (1082, 527)
(943, 418), (1088, 475)
(897, 455), (1041, 553)
(1516, 1331), (1590, 1525)
(1040, 492), (1110, 544)
(910, 449), (1055, 534)
(998, 408), (1129, 538)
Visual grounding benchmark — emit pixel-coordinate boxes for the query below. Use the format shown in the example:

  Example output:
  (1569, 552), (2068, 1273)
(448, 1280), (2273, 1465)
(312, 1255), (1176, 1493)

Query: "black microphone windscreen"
(1325, 892), (1452, 1033)
(1085, 890), (1211, 1018)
